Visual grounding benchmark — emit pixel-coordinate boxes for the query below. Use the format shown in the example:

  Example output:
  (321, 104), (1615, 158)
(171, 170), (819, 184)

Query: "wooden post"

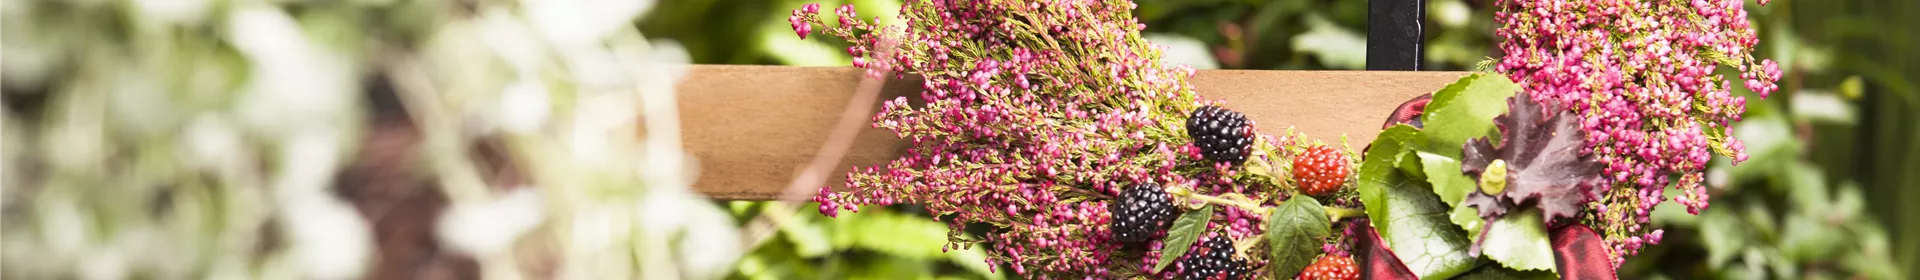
(1367, 0), (1426, 71)
(675, 65), (1465, 200)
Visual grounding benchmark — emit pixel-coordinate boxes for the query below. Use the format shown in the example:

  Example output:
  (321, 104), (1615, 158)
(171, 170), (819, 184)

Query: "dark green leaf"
(1266, 196), (1332, 279)
(1478, 209), (1556, 272)
(1357, 126), (1480, 279)
(1155, 205), (1214, 273)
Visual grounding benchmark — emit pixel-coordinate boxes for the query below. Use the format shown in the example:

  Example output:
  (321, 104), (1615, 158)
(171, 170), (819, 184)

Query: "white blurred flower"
(227, 7), (356, 138)
(499, 79), (552, 134)
(523, 0), (656, 48)
(439, 187), (547, 257)
(277, 194), (372, 280)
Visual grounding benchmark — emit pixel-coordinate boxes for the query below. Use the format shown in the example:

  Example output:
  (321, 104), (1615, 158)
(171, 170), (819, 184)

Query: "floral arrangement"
(788, 0), (1779, 278)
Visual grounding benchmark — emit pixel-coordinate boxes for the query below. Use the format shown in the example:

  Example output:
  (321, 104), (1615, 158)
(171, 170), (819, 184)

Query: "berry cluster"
(1492, 0), (1780, 266)
(1296, 255), (1358, 280)
(1180, 237), (1249, 280)
(1188, 106), (1254, 166)
(1292, 145), (1351, 197)
(1111, 183), (1175, 243)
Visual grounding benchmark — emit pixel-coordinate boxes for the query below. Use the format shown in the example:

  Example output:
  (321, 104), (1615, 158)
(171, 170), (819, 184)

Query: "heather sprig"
(1491, 0), (1781, 267)
(793, 1), (1361, 277)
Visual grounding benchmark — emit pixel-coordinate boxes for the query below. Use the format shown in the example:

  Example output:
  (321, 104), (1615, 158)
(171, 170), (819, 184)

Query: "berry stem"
(1173, 190), (1367, 222)
(1180, 192), (1267, 213)
(1324, 206), (1366, 222)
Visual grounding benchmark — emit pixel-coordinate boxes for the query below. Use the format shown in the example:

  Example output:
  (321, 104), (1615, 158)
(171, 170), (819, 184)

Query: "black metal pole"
(1366, 0), (1426, 71)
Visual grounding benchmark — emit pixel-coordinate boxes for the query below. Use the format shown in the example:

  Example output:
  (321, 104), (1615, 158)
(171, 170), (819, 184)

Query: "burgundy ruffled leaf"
(1382, 93), (1434, 130)
(1551, 224), (1617, 280)
(1460, 96), (1605, 224)
(1353, 220), (1420, 280)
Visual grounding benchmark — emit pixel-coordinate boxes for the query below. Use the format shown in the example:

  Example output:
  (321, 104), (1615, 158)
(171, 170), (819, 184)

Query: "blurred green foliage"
(726, 202), (1003, 280)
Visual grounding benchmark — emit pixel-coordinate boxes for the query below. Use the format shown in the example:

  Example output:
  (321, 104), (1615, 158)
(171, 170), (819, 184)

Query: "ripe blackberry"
(1296, 255), (1358, 280)
(1180, 236), (1248, 280)
(1187, 106), (1254, 166)
(1292, 145), (1352, 196)
(1109, 183), (1173, 243)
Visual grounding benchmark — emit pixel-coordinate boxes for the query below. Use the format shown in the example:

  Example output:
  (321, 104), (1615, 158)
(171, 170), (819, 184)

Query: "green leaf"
(1358, 126), (1480, 279)
(1155, 205), (1214, 273)
(1266, 196), (1332, 279)
(1421, 73), (1519, 156)
(843, 210), (952, 260)
(1418, 151), (1477, 209)
(1478, 209), (1557, 272)
(1780, 211), (1844, 262)
(1454, 263), (1561, 280)
(1416, 73), (1517, 206)
(1451, 205), (1485, 240)
(1699, 207), (1748, 270)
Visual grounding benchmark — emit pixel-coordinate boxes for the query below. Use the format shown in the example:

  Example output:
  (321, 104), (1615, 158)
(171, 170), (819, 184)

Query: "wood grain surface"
(676, 65), (1467, 200)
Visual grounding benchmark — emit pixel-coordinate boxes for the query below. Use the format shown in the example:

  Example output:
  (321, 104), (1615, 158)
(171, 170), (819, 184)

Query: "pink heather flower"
(1495, 0), (1778, 268)
(789, 14), (812, 39)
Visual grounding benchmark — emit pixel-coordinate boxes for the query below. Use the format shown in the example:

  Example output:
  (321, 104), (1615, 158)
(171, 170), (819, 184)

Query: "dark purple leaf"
(1460, 95), (1606, 244)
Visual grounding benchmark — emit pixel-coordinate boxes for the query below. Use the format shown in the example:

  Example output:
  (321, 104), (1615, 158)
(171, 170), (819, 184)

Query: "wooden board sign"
(676, 65), (1468, 200)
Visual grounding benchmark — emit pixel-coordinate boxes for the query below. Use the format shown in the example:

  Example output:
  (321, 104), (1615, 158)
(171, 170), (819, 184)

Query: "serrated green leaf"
(1417, 151), (1476, 208)
(1452, 204), (1485, 239)
(1155, 205), (1214, 273)
(1479, 209), (1557, 272)
(1357, 126), (1480, 279)
(1421, 73), (1519, 156)
(1413, 73), (1518, 214)
(1267, 196), (1332, 279)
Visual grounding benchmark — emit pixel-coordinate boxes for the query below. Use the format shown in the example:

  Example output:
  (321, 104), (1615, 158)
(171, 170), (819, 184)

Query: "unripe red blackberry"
(1293, 145), (1352, 196)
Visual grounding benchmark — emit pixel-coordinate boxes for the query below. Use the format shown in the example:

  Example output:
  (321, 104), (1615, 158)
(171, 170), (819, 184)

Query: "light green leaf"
(844, 210), (951, 260)
(1452, 205), (1484, 240)
(1417, 151), (1476, 208)
(1479, 209), (1557, 272)
(1155, 205), (1214, 273)
(1358, 126), (1480, 279)
(1267, 196), (1332, 279)
(1420, 73), (1519, 157)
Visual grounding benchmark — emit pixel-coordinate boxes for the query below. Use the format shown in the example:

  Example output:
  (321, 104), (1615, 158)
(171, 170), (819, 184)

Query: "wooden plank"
(677, 65), (1467, 200)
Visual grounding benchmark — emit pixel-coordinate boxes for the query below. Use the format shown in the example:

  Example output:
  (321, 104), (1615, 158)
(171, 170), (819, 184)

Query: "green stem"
(1180, 192), (1267, 213)
(1170, 187), (1368, 222)
(1324, 206), (1366, 223)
